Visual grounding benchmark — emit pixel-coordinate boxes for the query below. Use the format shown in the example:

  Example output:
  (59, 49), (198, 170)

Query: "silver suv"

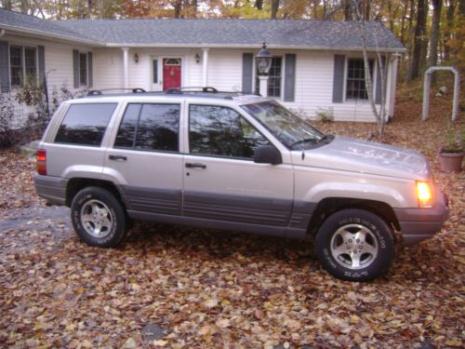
(34, 89), (448, 281)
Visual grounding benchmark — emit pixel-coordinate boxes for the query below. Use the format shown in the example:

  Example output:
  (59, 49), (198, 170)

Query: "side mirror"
(254, 145), (282, 165)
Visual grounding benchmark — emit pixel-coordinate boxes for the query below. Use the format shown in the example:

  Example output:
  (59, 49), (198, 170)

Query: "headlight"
(416, 181), (433, 208)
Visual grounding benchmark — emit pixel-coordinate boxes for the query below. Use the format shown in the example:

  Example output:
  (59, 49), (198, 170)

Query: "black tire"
(70, 186), (127, 248)
(315, 209), (394, 282)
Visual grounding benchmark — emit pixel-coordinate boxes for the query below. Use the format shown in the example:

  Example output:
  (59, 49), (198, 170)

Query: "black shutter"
(73, 49), (79, 88)
(242, 53), (254, 94)
(38, 45), (45, 86)
(284, 53), (296, 102)
(0, 41), (10, 93)
(375, 56), (386, 104)
(87, 52), (93, 88)
(332, 54), (345, 103)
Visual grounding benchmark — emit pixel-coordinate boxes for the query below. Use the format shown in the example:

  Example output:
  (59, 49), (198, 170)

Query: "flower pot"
(438, 150), (464, 173)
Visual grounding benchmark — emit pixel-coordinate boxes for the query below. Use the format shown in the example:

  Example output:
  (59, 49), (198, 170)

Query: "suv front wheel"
(70, 187), (127, 247)
(315, 209), (394, 281)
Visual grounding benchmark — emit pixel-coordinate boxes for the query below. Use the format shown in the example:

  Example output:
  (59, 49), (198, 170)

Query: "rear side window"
(114, 103), (180, 152)
(54, 103), (117, 146)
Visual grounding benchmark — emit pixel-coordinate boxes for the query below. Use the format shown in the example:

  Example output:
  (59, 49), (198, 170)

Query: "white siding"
(1, 34), (398, 123)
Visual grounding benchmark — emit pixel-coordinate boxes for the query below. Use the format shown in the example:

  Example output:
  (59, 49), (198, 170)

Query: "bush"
(0, 93), (18, 147)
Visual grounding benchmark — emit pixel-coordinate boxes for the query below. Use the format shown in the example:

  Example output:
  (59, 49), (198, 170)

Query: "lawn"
(0, 93), (464, 348)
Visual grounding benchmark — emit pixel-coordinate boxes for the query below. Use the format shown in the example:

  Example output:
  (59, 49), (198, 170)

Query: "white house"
(0, 9), (405, 122)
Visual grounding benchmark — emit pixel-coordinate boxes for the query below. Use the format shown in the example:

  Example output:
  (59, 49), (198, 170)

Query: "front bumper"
(394, 191), (449, 245)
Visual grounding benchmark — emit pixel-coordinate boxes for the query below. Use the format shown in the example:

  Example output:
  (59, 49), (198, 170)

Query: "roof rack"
(87, 88), (146, 96)
(84, 86), (257, 100)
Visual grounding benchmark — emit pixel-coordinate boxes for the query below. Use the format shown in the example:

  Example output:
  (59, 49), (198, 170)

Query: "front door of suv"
(104, 102), (183, 217)
(183, 103), (294, 227)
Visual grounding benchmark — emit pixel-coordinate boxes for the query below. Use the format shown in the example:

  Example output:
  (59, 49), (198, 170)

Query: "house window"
(346, 58), (374, 100)
(10, 46), (23, 87)
(9, 46), (38, 87)
(79, 53), (87, 86)
(25, 48), (37, 82)
(255, 56), (282, 98)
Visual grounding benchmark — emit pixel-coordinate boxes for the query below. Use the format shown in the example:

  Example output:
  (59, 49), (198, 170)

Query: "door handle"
(185, 162), (206, 169)
(109, 155), (127, 161)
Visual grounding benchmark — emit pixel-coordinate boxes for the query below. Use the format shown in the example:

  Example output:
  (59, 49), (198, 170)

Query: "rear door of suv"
(103, 101), (184, 217)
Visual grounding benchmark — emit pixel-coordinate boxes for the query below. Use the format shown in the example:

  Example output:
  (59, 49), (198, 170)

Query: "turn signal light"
(36, 149), (47, 175)
(416, 181), (433, 208)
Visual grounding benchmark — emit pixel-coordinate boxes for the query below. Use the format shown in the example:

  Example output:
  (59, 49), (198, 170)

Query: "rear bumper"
(34, 175), (67, 205)
(394, 191), (449, 245)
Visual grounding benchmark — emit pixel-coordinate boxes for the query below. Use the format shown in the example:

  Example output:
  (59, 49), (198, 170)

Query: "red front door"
(163, 58), (181, 91)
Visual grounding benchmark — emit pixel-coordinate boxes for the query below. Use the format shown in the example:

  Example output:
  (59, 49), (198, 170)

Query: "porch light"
(256, 42), (272, 76)
(133, 53), (139, 63)
(195, 53), (201, 64)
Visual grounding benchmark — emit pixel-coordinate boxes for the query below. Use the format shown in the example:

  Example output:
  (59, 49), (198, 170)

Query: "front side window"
(55, 103), (117, 146)
(79, 53), (87, 86)
(189, 104), (270, 159)
(346, 58), (374, 100)
(241, 100), (325, 150)
(255, 56), (282, 97)
(114, 103), (180, 152)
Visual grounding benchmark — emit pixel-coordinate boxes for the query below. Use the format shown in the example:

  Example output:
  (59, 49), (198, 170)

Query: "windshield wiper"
(317, 134), (334, 143)
(289, 138), (318, 149)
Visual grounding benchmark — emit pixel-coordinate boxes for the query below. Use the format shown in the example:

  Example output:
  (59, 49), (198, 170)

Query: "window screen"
(24, 48), (37, 83)
(55, 103), (117, 146)
(114, 103), (180, 152)
(79, 53), (87, 85)
(255, 56), (282, 97)
(346, 58), (374, 100)
(189, 104), (270, 159)
(10, 46), (23, 87)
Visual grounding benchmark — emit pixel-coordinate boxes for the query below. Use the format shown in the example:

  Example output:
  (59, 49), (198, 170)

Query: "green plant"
(442, 126), (465, 153)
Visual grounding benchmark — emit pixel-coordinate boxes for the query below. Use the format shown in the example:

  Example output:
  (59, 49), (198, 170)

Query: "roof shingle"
(0, 9), (405, 51)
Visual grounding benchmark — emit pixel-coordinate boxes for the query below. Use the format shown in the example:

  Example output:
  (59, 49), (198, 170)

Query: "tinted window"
(189, 105), (270, 159)
(55, 103), (116, 146)
(114, 104), (140, 148)
(114, 103), (180, 152)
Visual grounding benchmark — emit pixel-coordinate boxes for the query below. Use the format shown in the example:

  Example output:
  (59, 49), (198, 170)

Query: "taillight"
(36, 149), (47, 175)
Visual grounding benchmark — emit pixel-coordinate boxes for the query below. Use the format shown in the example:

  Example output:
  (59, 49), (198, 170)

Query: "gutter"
(104, 42), (407, 53)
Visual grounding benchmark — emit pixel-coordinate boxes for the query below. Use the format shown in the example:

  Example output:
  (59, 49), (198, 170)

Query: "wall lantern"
(134, 53), (139, 63)
(256, 42), (272, 76)
(195, 53), (201, 64)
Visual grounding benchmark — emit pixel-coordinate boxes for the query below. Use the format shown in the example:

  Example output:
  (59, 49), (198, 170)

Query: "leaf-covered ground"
(0, 94), (464, 348)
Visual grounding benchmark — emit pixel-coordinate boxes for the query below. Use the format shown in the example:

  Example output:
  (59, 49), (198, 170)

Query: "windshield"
(241, 101), (326, 149)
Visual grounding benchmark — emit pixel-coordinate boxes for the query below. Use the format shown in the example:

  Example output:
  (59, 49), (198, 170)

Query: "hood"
(299, 136), (430, 180)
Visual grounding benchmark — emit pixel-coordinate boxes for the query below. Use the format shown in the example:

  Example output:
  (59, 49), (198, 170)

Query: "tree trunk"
(344, 0), (352, 20)
(429, 0), (443, 67)
(460, 0), (465, 14)
(173, 0), (183, 18)
(444, 0), (456, 60)
(271, 0), (279, 19)
(400, 1), (408, 44)
(408, 0), (428, 80)
(255, 0), (263, 10)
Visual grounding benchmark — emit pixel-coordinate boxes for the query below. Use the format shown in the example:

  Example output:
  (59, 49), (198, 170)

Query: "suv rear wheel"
(315, 209), (394, 281)
(70, 187), (127, 247)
